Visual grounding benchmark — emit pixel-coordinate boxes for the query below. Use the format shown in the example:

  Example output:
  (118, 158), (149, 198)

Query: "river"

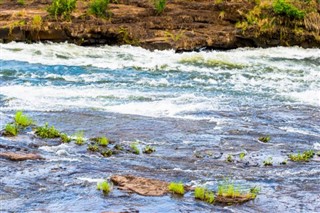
(0, 43), (319, 212)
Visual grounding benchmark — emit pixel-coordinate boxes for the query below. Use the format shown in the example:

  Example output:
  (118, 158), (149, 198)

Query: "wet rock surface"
(0, 152), (43, 161)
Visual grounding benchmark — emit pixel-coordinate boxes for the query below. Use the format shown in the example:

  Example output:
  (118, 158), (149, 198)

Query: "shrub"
(273, 0), (305, 19)
(194, 187), (215, 204)
(153, 0), (167, 14)
(4, 124), (18, 136)
(97, 181), (111, 194)
(47, 0), (77, 20)
(168, 182), (185, 195)
(89, 0), (109, 17)
(35, 123), (60, 138)
(14, 111), (33, 127)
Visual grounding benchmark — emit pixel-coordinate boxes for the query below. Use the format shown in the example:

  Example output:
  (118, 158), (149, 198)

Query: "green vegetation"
(273, 0), (305, 19)
(289, 150), (315, 162)
(32, 15), (42, 30)
(88, 144), (99, 152)
(98, 136), (109, 146)
(130, 142), (140, 155)
(194, 187), (215, 204)
(17, 0), (25, 5)
(60, 133), (71, 143)
(74, 131), (85, 145)
(263, 157), (273, 166)
(47, 0), (77, 20)
(89, 0), (109, 17)
(168, 182), (185, 195)
(258, 135), (271, 143)
(97, 181), (111, 194)
(4, 124), (18, 136)
(239, 152), (246, 160)
(143, 145), (156, 154)
(14, 111), (33, 128)
(35, 123), (60, 138)
(226, 154), (233, 162)
(153, 0), (167, 14)
(217, 180), (259, 199)
(100, 149), (113, 157)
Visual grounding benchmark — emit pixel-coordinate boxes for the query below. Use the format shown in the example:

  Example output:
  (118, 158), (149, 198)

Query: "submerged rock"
(111, 175), (169, 196)
(0, 152), (44, 161)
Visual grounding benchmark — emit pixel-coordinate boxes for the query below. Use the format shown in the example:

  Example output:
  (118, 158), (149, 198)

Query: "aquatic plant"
(239, 152), (246, 160)
(97, 181), (111, 194)
(168, 182), (185, 195)
(153, 0), (167, 14)
(98, 136), (109, 146)
(194, 187), (215, 204)
(35, 123), (60, 138)
(47, 0), (77, 20)
(74, 131), (85, 145)
(14, 111), (33, 128)
(130, 142), (140, 155)
(114, 144), (123, 150)
(217, 180), (259, 200)
(226, 154), (233, 162)
(258, 135), (271, 143)
(60, 133), (71, 143)
(143, 145), (156, 154)
(288, 150), (315, 162)
(4, 123), (18, 136)
(263, 157), (273, 166)
(100, 149), (113, 157)
(88, 144), (99, 152)
(89, 0), (109, 17)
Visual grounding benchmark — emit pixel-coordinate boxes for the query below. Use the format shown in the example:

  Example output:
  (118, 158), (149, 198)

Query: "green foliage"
(258, 135), (271, 143)
(89, 0), (109, 17)
(130, 142), (140, 155)
(263, 157), (273, 166)
(143, 145), (156, 154)
(14, 111), (33, 127)
(97, 181), (111, 194)
(239, 152), (246, 160)
(47, 0), (77, 20)
(168, 182), (185, 195)
(100, 149), (113, 157)
(60, 133), (71, 143)
(74, 131), (85, 145)
(273, 0), (305, 19)
(194, 187), (215, 204)
(226, 154), (233, 162)
(217, 180), (259, 199)
(98, 136), (109, 146)
(289, 150), (315, 162)
(32, 15), (42, 30)
(153, 0), (167, 14)
(17, 0), (25, 5)
(35, 123), (60, 138)
(88, 144), (99, 152)
(4, 123), (18, 136)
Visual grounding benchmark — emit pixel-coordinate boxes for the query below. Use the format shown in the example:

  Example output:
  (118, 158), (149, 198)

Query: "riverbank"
(0, 0), (320, 51)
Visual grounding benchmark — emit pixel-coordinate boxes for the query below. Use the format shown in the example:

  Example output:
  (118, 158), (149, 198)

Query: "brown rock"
(0, 152), (44, 161)
(215, 194), (255, 204)
(111, 175), (169, 196)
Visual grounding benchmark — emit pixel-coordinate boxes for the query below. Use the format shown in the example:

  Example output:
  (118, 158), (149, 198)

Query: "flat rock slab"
(0, 152), (44, 161)
(215, 194), (254, 204)
(111, 175), (169, 196)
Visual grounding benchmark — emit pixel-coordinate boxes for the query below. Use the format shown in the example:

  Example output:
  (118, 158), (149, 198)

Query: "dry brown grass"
(304, 12), (320, 34)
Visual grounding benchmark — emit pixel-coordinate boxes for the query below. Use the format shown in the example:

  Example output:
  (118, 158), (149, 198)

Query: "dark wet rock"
(0, 152), (44, 161)
(111, 175), (169, 196)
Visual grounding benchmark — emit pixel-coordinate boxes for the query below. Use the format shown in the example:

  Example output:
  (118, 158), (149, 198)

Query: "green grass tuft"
(89, 0), (109, 17)
(130, 142), (140, 155)
(143, 145), (156, 154)
(74, 131), (85, 145)
(47, 0), (77, 20)
(60, 133), (71, 143)
(4, 123), (18, 136)
(194, 187), (215, 204)
(35, 123), (60, 138)
(153, 0), (167, 14)
(98, 136), (109, 146)
(258, 135), (271, 143)
(289, 150), (315, 162)
(97, 181), (111, 194)
(14, 111), (33, 127)
(168, 182), (185, 195)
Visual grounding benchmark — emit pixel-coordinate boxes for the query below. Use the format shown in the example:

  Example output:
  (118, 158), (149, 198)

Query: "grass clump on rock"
(74, 131), (85, 145)
(194, 187), (215, 204)
(153, 0), (167, 14)
(98, 136), (109, 146)
(143, 145), (156, 154)
(97, 181), (111, 194)
(35, 123), (60, 138)
(130, 142), (140, 155)
(168, 182), (185, 195)
(289, 150), (315, 162)
(258, 135), (271, 143)
(89, 0), (109, 17)
(14, 111), (33, 128)
(4, 123), (18, 136)
(60, 133), (71, 143)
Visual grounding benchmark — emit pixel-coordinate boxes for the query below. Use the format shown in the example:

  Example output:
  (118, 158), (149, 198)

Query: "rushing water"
(0, 43), (320, 213)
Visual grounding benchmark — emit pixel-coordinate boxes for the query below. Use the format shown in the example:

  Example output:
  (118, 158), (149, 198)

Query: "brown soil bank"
(0, 0), (319, 51)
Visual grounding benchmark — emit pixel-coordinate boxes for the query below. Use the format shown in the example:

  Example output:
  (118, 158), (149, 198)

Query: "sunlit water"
(0, 43), (319, 213)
